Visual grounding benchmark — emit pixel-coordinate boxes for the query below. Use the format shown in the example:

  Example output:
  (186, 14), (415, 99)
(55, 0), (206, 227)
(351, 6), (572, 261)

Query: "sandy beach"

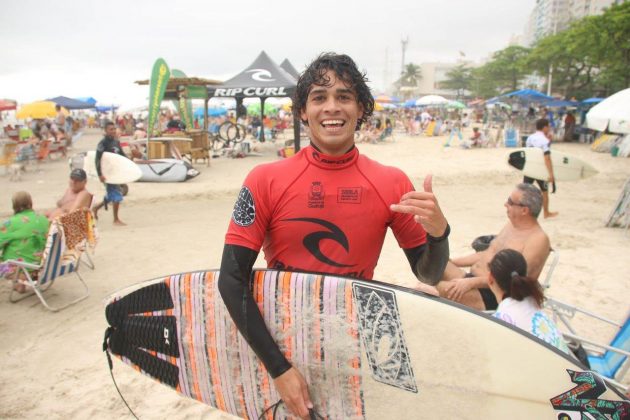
(1, 128), (629, 419)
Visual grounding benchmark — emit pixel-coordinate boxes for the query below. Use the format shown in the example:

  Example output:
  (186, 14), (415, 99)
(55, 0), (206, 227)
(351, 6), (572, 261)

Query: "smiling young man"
(218, 53), (450, 418)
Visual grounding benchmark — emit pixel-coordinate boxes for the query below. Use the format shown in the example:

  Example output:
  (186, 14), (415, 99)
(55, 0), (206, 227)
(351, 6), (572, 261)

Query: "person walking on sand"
(218, 53), (451, 419)
(92, 122), (127, 226)
(524, 118), (558, 218)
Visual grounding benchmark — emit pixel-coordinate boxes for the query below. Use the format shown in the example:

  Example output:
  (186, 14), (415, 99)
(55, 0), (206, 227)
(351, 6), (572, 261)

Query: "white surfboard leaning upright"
(83, 151), (142, 184)
(508, 148), (598, 182)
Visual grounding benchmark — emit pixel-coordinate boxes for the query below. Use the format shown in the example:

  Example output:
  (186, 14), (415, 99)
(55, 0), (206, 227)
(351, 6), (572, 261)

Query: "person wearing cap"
(45, 169), (93, 221)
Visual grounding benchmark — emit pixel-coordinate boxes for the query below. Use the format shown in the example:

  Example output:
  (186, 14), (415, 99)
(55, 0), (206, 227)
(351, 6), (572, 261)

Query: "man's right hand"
(99, 175), (106, 183)
(273, 367), (313, 419)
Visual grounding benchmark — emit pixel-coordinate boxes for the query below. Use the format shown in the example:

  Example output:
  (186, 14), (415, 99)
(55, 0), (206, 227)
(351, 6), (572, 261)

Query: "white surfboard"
(508, 148), (598, 182)
(104, 270), (629, 419)
(83, 151), (142, 184)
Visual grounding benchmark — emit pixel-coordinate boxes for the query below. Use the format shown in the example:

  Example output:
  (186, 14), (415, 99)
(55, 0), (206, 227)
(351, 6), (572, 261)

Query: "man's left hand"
(390, 174), (448, 237)
(446, 277), (473, 302)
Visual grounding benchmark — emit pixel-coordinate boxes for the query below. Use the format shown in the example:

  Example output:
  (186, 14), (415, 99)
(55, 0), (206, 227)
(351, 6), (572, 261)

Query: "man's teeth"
(322, 120), (344, 126)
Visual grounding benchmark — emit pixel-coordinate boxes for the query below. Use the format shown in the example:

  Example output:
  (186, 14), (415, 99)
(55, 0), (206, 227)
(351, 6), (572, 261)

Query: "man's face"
(542, 124), (550, 136)
(69, 178), (86, 193)
(105, 124), (116, 137)
(300, 70), (363, 156)
(505, 189), (528, 220)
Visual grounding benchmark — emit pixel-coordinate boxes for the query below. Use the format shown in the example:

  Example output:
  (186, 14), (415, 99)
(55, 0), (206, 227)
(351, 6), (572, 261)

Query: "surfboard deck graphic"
(104, 269), (628, 419)
(508, 148), (598, 182)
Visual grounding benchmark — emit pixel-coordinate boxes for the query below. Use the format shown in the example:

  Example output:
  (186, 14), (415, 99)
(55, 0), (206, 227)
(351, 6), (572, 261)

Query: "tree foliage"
(469, 2), (629, 99)
(399, 63), (422, 87)
(441, 64), (473, 98)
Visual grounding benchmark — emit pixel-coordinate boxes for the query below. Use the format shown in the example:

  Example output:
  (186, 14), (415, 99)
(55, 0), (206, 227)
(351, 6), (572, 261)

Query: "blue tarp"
(75, 97), (97, 105)
(47, 96), (95, 109)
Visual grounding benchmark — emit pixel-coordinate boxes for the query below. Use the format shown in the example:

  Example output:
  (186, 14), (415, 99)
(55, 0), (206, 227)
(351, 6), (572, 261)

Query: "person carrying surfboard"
(219, 53), (451, 419)
(92, 122), (128, 226)
(524, 118), (558, 218)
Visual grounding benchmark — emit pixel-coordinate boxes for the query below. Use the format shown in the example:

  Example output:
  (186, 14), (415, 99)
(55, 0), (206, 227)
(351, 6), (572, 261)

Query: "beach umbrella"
(447, 100), (466, 109)
(247, 102), (278, 115)
(194, 107), (227, 117)
(374, 94), (393, 103)
(402, 98), (418, 108)
(586, 88), (630, 134)
(416, 95), (449, 106)
(0, 99), (17, 111)
(16, 101), (68, 119)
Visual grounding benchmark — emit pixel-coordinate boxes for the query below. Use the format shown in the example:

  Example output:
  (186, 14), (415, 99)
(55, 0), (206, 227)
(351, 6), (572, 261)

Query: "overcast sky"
(0, 0), (535, 109)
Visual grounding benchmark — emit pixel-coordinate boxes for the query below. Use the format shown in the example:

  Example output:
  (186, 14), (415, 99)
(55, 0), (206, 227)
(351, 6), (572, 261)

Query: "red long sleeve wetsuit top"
(225, 145), (427, 279)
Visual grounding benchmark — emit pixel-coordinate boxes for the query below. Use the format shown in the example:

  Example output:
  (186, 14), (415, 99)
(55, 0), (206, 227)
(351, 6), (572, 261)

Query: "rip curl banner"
(148, 58), (170, 137)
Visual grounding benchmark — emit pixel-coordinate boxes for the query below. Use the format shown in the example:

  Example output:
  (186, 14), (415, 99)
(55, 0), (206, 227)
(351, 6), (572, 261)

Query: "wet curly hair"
(292, 53), (374, 130)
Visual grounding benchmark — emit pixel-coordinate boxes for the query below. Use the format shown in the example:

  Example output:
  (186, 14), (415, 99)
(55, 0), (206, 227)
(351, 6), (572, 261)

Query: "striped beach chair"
(6, 219), (89, 311)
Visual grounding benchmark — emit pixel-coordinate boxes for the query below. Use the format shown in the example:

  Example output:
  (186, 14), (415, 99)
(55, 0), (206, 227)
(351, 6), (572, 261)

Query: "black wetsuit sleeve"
(403, 230), (450, 286)
(95, 140), (105, 177)
(218, 244), (292, 378)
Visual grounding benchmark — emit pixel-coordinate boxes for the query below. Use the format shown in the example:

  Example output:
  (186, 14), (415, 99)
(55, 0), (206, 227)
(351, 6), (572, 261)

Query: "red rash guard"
(225, 145), (427, 279)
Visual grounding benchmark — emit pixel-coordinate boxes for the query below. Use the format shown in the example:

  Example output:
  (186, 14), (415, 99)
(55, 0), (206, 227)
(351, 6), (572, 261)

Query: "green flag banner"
(172, 69), (194, 130)
(148, 58), (170, 137)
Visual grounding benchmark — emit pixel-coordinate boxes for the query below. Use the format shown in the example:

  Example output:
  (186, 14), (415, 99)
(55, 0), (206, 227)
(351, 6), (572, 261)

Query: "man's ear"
(300, 108), (309, 126)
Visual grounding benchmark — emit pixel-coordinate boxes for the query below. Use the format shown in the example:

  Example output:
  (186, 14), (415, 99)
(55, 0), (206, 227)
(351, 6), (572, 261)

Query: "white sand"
(1, 128), (628, 419)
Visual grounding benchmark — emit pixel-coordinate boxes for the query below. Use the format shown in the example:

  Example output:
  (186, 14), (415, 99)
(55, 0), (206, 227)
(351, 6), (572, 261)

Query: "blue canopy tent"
(582, 97), (604, 104)
(545, 100), (579, 108)
(75, 97), (97, 106)
(501, 89), (554, 103)
(95, 105), (118, 112)
(47, 96), (95, 110)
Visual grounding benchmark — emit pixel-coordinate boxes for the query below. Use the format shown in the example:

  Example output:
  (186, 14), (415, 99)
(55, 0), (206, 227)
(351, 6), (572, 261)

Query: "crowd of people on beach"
(1, 52), (625, 417)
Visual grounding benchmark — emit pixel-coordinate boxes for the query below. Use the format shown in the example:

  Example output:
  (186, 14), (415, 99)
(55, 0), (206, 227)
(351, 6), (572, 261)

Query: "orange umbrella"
(16, 101), (68, 119)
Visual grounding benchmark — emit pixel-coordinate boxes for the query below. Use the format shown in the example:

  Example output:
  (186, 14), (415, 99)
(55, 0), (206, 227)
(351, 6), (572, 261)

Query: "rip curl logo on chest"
(232, 186), (255, 226)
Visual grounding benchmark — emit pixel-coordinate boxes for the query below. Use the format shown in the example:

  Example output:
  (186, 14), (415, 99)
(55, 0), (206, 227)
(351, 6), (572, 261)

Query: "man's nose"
(323, 97), (341, 112)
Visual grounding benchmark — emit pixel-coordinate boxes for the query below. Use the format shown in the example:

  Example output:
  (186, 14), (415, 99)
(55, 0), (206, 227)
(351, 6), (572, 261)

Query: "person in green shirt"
(0, 191), (50, 292)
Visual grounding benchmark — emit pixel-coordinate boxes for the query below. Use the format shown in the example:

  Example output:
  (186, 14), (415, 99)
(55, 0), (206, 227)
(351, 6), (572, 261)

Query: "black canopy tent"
(280, 59), (300, 80)
(207, 51), (300, 147)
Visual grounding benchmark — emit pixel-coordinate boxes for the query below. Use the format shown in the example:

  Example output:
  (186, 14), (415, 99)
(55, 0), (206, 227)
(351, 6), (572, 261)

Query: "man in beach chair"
(427, 183), (551, 311)
(1, 192), (50, 290)
(4, 209), (90, 311)
(45, 169), (93, 221)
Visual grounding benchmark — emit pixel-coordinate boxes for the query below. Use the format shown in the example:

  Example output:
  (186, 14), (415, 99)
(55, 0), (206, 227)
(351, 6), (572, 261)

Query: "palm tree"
(400, 63), (422, 87)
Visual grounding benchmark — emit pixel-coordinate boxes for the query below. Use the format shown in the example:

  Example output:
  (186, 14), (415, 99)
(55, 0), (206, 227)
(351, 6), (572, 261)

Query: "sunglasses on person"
(506, 196), (526, 207)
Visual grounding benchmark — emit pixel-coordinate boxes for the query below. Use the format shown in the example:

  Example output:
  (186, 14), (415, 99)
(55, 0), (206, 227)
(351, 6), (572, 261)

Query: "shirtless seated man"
(46, 169), (93, 220)
(435, 183), (550, 311)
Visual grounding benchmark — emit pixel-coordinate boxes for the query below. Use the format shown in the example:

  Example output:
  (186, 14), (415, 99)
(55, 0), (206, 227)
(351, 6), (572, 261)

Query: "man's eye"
(311, 95), (324, 101)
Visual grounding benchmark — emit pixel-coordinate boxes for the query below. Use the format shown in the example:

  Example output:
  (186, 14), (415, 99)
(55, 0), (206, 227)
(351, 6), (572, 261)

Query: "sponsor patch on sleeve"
(232, 186), (256, 227)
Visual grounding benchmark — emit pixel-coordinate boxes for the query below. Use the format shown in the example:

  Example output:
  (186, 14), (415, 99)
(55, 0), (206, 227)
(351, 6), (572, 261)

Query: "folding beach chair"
(5, 219), (89, 312)
(546, 299), (630, 392)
